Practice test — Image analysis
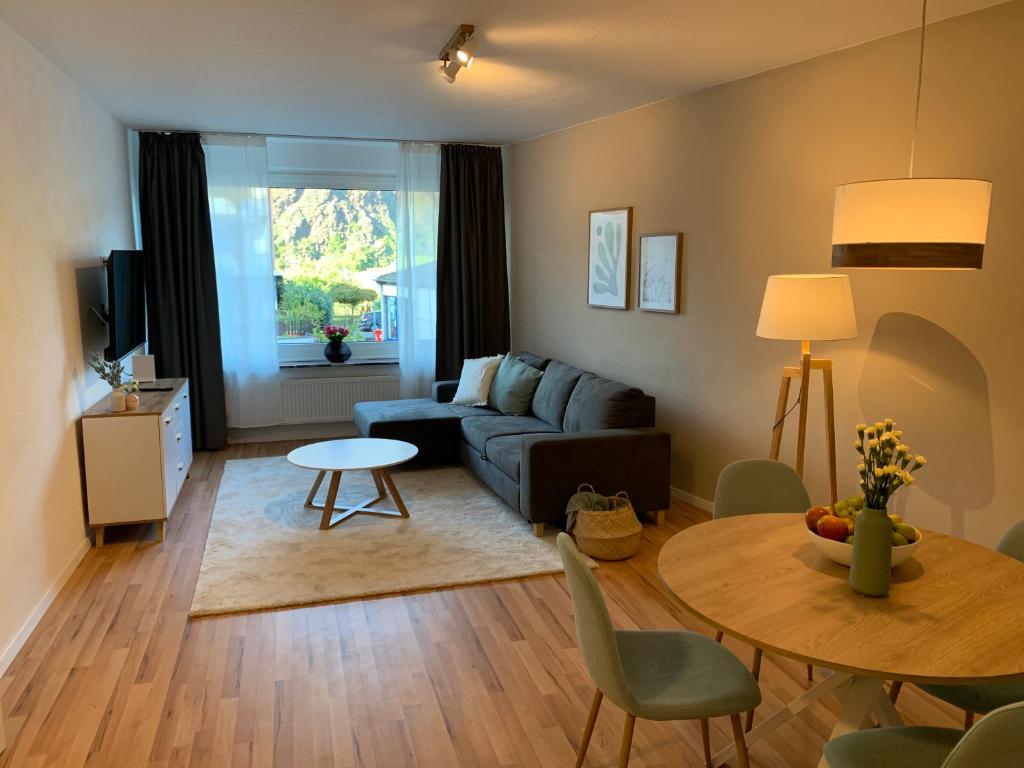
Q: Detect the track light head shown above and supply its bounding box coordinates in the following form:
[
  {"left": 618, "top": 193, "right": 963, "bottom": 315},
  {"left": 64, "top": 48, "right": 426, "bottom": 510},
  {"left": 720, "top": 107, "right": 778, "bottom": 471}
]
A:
[
  {"left": 455, "top": 37, "right": 478, "bottom": 68},
  {"left": 438, "top": 24, "right": 476, "bottom": 82},
  {"left": 437, "top": 59, "right": 460, "bottom": 84}
]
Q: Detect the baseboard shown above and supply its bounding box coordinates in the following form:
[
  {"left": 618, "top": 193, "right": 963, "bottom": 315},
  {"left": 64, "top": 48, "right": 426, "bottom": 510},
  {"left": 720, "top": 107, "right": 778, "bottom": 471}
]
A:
[
  {"left": 0, "top": 536, "right": 91, "bottom": 676},
  {"left": 670, "top": 485, "right": 714, "bottom": 514}
]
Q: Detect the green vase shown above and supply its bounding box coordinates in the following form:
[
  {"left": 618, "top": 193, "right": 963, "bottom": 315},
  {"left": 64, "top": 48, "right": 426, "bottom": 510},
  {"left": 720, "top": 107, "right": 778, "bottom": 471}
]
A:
[{"left": 849, "top": 507, "right": 892, "bottom": 597}]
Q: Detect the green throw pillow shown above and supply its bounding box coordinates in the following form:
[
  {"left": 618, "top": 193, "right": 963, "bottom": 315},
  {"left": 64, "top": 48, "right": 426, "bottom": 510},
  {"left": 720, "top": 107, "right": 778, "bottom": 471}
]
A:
[{"left": 488, "top": 355, "right": 544, "bottom": 416}]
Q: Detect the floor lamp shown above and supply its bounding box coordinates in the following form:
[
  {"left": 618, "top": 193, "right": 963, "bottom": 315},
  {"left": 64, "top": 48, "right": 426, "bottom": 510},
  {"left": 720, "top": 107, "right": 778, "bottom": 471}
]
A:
[{"left": 756, "top": 275, "right": 858, "bottom": 506}]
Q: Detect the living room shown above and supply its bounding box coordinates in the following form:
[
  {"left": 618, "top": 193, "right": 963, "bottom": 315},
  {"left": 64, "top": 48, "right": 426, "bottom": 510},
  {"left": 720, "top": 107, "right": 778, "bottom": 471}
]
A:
[{"left": 1, "top": 1, "right": 1023, "bottom": 766}]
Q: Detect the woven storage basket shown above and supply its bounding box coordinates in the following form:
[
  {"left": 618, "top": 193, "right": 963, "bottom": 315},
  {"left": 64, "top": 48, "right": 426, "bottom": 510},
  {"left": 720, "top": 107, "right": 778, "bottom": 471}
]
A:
[{"left": 569, "top": 488, "right": 642, "bottom": 561}]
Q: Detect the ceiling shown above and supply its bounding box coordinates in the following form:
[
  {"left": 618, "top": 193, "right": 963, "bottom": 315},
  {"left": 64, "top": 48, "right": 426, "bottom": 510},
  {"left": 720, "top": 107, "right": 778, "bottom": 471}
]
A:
[{"left": 0, "top": 0, "right": 1009, "bottom": 144}]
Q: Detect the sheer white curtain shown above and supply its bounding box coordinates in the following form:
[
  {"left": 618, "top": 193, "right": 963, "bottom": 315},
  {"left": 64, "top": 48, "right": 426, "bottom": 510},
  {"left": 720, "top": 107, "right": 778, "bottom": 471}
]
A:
[
  {"left": 204, "top": 135, "right": 282, "bottom": 427},
  {"left": 396, "top": 143, "right": 441, "bottom": 398}
]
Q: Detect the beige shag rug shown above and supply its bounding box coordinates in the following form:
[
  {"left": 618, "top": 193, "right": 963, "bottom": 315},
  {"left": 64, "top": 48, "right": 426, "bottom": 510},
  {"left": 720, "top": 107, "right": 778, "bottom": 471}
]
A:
[{"left": 190, "top": 457, "right": 570, "bottom": 617}]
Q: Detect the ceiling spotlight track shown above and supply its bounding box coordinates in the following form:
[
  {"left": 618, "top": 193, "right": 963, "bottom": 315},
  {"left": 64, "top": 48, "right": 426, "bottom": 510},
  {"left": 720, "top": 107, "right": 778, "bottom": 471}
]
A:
[{"left": 438, "top": 24, "right": 476, "bottom": 83}]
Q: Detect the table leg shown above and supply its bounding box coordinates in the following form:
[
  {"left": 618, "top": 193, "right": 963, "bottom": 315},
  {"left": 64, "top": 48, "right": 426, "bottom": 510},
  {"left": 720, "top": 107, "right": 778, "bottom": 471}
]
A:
[
  {"left": 872, "top": 685, "right": 905, "bottom": 728},
  {"left": 304, "top": 468, "right": 410, "bottom": 528},
  {"left": 711, "top": 670, "right": 851, "bottom": 767},
  {"left": 319, "top": 471, "right": 342, "bottom": 530},
  {"left": 371, "top": 468, "right": 387, "bottom": 496},
  {"left": 304, "top": 470, "right": 327, "bottom": 507},
  {"left": 379, "top": 469, "right": 410, "bottom": 518},
  {"left": 815, "top": 677, "right": 889, "bottom": 768}
]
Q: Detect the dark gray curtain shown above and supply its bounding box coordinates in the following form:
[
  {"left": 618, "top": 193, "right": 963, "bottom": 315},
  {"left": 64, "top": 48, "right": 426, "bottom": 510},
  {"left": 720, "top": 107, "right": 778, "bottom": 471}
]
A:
[
  {"left": 435, "top": 144, "right": 510, "bottom": 381},
  {"left": 139, "top": 132, "right": 227, "bottom": 450}
]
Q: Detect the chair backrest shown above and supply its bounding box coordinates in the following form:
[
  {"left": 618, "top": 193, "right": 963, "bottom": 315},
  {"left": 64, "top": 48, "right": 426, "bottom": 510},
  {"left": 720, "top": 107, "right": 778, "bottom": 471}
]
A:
[
  {"left": 714, "top": 459, "right": 811, "bottom": 519},
  {"left": 556, "top": 533, "right": 634, "bottom": 709},
  {"left": 996, "top": 521, "right": 1024, "bottom": 562},
  {"left": 942, "top": 701, "right": 1024, "bottom": 767}
]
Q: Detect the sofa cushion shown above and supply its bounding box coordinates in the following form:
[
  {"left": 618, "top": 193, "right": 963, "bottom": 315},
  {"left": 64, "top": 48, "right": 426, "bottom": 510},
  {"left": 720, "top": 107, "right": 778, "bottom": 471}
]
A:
[
  {"left": 532, "top": 361, "right": 584, "bottom": 428},
  {"left": 484, "top": 435, "right": 523, "bottom": 481},
  {"left": 488, "top": 356, "right": 544, "bottom": 416},
  {"left": 451, "top": 354, "right": 504, "bottom": 406},
  {"left": 460, "top": 415, "right": 558, "bottom": 456},
  {"left": 563, "top": 373, "right": 655, "bottom": 432},
  {"left": 514, "top": 351, "right": 550, "bottom": 371}
]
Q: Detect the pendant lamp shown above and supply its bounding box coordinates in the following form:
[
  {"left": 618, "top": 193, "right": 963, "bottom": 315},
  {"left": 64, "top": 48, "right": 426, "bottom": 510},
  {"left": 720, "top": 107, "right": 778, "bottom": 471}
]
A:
[{"left": 831, "top": 0, "right": 992, "bottom": 269}]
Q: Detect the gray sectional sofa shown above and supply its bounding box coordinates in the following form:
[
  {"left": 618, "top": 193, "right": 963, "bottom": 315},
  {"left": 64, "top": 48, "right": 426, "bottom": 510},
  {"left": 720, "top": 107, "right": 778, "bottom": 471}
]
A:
[{"left": 352, "top": 352, "right": 671, "bottom": 535}]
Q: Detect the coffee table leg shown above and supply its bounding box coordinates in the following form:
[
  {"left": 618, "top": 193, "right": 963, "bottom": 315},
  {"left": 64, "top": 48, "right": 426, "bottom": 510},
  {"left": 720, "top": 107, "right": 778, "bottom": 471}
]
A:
[
  {"left": 378, "top": 469, "right": 409, "bottom": 518},
  {"left": 320, "top": 471, "right": 342, "bottom": 530},
  {"left": 304, "top": 470, "right": 327, "bottom": 507},
  {"left": 371, "top": 468, "right": 387, "bottom": 497}
]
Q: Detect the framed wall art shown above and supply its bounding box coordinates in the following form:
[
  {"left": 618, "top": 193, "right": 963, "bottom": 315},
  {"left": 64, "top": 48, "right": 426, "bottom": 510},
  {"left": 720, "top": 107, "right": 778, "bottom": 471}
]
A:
[
  {"left": 638, "top": 232, "right": 683, "bottom": 313},
  {"left": 587, "top": 207, "right": 632, "bottom": 310}
]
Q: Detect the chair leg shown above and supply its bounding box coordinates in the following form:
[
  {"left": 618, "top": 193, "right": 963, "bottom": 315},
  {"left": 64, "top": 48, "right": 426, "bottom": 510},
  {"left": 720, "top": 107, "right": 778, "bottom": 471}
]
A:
[
  {"left": 575, "top": 690, "right": 603, "bottom": 768},
  {"left": 730, "top": 714, "right": 751, "bottom": 768},
  {"left": 807, "top": 663, "right": 814, "bottom": 681},
  {"left": 965, "top": 711, "right": 975, "bottom": 730},
  {"left": 700, "top": 719, "right": 712, "bottom": 768},
  {"left": 714, "top": 630, "right": 724, "bottom": 643},
  {"left": 617, "top": 713, "right": 636, "bottom": 768},
  {"left": 745, "top": 647, "right": 763, "bottom": 731},
  {"left": 889, "top": 680, "right": 903, "bottom": 704}
]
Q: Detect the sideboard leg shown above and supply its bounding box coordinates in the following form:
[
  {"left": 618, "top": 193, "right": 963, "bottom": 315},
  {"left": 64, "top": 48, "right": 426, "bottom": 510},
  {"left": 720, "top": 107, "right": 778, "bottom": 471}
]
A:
[
  {"left": 94, "top": 527, "right": 104, "bottom": 548},
  {"left": 532, "top": 523, "right": 545, "bottom": 538}
]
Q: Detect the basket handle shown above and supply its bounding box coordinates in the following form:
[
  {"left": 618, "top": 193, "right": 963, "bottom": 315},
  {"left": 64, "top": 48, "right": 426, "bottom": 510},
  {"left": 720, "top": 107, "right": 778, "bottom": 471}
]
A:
[
  {"left": 577, "top": 483, "right": 597, "bottom": 494},
  {"left": 614, "top": 491, "right": 631, "bottom": 501}
]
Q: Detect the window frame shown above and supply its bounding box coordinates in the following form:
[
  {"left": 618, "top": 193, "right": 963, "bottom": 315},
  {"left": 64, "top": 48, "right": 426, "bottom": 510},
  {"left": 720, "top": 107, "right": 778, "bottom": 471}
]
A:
[
  {"left": 269, "top": 184, "right": 400, "bottom": 366},
  {"left": 267, "top": 137, "right": 401, "bottom": 368}
]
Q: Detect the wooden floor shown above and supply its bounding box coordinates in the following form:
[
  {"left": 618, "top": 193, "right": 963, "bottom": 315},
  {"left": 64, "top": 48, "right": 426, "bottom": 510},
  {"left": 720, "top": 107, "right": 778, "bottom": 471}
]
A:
[{"left": 0, "top": 441, "right": 961, "bottom": 768}]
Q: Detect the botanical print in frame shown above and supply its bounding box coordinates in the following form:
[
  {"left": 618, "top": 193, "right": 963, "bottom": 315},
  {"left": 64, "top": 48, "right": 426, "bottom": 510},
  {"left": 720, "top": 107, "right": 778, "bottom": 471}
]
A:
[
  {"left": 588, "top": 207, "right": 632, "bottom": 310},
  {"left": 638, "top": 233, "right": 683, "bottom": 313}
]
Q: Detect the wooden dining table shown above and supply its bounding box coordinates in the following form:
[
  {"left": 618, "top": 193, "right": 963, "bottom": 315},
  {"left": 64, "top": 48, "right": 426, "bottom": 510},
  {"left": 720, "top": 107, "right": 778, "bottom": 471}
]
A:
[{"left": 657, "top": 513, "right": 1024, "bottom": 768}]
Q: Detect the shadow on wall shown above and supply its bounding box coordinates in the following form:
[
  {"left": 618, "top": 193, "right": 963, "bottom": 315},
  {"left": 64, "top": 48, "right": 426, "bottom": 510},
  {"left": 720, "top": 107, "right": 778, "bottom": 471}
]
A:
[{"left": 858, "top": 312, "right": 994, "bottom": 537}]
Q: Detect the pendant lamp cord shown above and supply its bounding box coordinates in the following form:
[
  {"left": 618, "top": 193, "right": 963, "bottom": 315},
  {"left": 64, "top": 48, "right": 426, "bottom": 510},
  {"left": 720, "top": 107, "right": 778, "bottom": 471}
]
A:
[{"left": 908, "top": 0, "right": 928, "bottom": 178}]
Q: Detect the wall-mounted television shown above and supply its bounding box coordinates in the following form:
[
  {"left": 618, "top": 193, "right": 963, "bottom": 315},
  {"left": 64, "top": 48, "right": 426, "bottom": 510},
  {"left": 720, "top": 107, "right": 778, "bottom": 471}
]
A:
[{"left": 104, "top": 250, "right": 146, "bottom": 361}]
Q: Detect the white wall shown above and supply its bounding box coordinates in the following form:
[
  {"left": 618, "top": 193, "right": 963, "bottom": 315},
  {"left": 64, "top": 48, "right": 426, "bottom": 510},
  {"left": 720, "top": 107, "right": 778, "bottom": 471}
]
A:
[
  {"left": 0, "top": 18, "right": 134, "bottom": 670},
  {"left": 509, "top": 1, "right": 1024, "bottom": 547}
]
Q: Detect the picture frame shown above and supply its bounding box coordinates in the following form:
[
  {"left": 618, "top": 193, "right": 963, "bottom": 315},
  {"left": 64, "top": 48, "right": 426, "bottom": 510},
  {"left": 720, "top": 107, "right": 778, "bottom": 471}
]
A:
[
  {"left": 638, "top": 232, "right": 683, "bottom": 313},
  {"left": 587, "top": 207, "right": 633, "bottom": 310}
]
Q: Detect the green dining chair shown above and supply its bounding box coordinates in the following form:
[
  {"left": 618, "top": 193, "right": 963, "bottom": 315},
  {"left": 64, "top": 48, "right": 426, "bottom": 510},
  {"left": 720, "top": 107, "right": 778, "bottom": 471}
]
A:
[
  {"left": 713, "top": 459, "right": 814, "bottom": 728},
  {"left": 889, "top": 521, "right": 1024, "bottom": 727},
  {"left": 823, "top": 700, "right": 1024, "bottom": 767},
  {"left": 557, "top": 533, "right": 761, "bottom": 768}
]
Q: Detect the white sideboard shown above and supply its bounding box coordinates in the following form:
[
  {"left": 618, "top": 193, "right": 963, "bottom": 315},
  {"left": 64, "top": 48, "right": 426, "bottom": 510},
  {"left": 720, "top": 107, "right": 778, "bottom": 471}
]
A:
[{"left": 82, "top": 378, "right": 193, "bottom": 546}]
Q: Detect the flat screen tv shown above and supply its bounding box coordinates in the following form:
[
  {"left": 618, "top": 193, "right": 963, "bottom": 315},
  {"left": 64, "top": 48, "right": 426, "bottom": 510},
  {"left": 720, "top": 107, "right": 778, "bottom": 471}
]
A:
[{"left": 104, "top": 250, "right": 146, "bottom": 361}]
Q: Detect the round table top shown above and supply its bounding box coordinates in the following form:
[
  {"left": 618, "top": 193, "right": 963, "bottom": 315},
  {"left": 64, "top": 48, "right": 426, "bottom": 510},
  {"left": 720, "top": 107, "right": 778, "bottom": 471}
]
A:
[
  {"left": 658, "top": 513, "right": 1024, "bottom": 684},
  {"left": 286, "top": 438, "right": 418, "bottom": 471}
]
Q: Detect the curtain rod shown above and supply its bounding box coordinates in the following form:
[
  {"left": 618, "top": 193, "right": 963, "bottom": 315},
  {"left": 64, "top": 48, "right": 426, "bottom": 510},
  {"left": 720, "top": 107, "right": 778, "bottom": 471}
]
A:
[{"left": 128, "top": 126, "right": 505, "bottom": 149}]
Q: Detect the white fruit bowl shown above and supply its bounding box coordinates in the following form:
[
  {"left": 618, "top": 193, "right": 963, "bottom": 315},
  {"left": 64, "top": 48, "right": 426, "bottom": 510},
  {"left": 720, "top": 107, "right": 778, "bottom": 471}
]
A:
[{"left": 807, "top": 526, "right": 923, "bottom": 568}]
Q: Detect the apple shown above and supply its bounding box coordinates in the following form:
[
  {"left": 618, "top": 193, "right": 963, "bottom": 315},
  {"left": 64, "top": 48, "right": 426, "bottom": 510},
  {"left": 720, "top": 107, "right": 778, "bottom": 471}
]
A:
[
  {"left": 817, "top": 515, "right": 850, "bottom": 542},
  {"left": 805, "top": 505, "right": 831, "bottom": 532}
]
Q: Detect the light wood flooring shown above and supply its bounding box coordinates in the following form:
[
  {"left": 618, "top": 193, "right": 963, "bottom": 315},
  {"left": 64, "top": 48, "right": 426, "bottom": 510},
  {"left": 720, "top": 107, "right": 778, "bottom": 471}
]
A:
[{"left": 0, "top": 441, "right": 961, "bottom": 767}]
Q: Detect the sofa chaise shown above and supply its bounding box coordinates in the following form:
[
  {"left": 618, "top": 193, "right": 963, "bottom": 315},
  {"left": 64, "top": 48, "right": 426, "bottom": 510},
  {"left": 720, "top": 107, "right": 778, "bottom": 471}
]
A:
[{"left": 352, "top": 352, "right": 671, "bottom": 536}]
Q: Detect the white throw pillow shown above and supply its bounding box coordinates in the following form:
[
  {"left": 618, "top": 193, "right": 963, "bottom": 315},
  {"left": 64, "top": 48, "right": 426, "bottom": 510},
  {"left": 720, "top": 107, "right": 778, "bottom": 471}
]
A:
[{"left": 451, "top": 355, "right": 504, "bottom": 406}]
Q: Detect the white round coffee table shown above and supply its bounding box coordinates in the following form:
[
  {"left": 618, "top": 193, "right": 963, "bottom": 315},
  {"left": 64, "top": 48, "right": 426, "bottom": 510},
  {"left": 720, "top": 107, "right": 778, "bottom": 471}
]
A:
[{"left": 286, "top": 438, "right": 418, "bottom": 530}]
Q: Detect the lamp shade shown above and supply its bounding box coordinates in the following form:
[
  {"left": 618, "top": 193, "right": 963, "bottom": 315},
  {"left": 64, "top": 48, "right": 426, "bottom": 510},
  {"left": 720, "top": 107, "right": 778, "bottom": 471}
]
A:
[
  {"left": 832, "top": 178, "right": 991, "bottom": 269},
  {"left": 756, "top": 274, "right": 857, "bottom": 341}
]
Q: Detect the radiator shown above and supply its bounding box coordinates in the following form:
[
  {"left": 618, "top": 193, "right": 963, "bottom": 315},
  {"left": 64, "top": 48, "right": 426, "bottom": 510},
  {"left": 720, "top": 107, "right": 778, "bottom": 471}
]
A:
[{"left": 281, "top": 375, "right": 400, "bottom": 424}]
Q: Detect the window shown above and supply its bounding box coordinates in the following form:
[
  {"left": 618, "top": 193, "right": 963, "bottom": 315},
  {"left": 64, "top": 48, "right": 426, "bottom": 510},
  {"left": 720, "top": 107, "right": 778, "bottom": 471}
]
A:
[{"left": 271, "top": 188, "right": 399, "bottom": 363}]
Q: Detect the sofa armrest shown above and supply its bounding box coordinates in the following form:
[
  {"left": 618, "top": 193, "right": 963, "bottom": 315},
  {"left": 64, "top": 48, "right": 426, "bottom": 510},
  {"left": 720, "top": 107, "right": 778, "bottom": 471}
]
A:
[
  {"left": 432, "top": 379, "right": 460, "bottom": 403},
  {"left": 520, "top": 428, "right": 671, "bottom": 526}
]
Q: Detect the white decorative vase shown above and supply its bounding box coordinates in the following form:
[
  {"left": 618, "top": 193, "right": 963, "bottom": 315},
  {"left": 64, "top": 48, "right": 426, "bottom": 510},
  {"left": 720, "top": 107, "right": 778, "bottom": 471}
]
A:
[{"left": 110, "top": 389, "right": 127, "bottom": 413}]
